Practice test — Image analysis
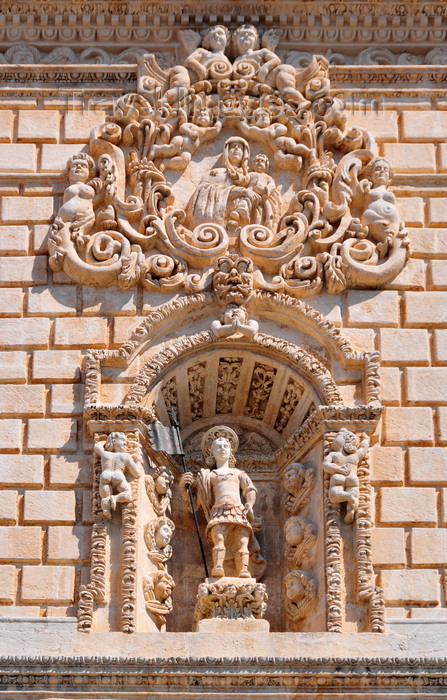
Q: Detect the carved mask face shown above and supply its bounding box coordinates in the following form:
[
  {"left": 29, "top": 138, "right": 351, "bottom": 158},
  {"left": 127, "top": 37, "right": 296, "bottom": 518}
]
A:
[
  {"left": 69, "top": 160, "right": 90, "bottom": 184},
  {"left": 155, "top": 523, "right": 173, "bottom": 549},
  {"left": 210, "top": 436, "right": 232, "bottom": 462}
]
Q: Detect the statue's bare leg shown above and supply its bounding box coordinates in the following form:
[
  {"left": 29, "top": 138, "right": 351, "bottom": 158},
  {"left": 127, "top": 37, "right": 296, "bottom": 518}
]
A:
[
  {"left": 210, "top": 525, "right": 226, "bottom": 578},
  {"left": 99, "top": 482, "right": 112, "bottom": 519},
  {"left": 234, "top": 529, "right": 250, "bottom": 578}
]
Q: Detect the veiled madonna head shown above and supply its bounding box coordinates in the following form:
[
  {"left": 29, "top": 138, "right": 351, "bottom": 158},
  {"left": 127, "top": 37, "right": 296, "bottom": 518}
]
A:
[{"left": 223, "top": 137, "right": 250, "bottom": 181}]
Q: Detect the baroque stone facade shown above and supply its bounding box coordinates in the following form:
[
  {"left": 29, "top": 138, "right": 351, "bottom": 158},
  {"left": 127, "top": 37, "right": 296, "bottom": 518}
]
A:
[{"left": 0, "top": 1, "right": 447, "bottom": 697}]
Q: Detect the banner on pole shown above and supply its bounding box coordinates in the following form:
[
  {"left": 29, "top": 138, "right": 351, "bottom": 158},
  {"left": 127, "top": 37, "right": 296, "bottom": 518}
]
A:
[{"left": 147, "top": 422, "right": 183, "bottom": 455}]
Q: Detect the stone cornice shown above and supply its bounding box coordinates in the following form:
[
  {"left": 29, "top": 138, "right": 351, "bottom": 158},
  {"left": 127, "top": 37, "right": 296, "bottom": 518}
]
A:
[{"left": 1, "top": 653, "right": 447, "bottom": 693}]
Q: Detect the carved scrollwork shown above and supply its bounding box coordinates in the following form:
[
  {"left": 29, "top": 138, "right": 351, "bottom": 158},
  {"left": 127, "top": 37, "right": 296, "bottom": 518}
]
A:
[{"left": 50, "top": 25, "right": 408, "bottom": 295}]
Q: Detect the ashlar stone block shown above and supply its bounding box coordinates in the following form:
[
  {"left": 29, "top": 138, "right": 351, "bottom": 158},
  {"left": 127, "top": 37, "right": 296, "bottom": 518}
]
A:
[
  {"left": 380, "top": 487, "right": 437, "bottom": 525},
  {"left": 23, "top": 490, "right": 76, "bottom": 524},
  {"left": 382, "top": 569, "right": 439, "bottom": 604},
  {"left": 411, "top": 529, "right": 447, "bottom": 565},
  {"left": 21, "top": 565, "right": 75, "bottom": 603}
]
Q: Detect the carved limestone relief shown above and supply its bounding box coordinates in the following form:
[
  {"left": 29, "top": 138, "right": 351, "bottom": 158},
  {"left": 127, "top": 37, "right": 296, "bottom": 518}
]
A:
[
  {"left": 49, "top": 24, "right": 409, "bottom": 296},
  {"left": 78, "top": 424, "right": 176, "bottom": 633},
  {"left": 322, "top": 429, "right": 385, "bottom": 634},
  {"left": 282, "top": 462, "right": 318, "bottom": 629}
]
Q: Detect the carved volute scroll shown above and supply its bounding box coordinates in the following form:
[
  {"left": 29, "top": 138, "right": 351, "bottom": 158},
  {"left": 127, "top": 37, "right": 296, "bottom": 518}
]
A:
[{"left": 49, "top": 24, "right": 409, "bottom": 296}]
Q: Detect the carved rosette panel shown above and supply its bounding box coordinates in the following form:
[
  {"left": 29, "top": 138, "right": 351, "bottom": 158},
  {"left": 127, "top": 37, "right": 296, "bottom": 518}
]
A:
[{"left": 49, "top": 25, "right": 409, "bottom": 297}]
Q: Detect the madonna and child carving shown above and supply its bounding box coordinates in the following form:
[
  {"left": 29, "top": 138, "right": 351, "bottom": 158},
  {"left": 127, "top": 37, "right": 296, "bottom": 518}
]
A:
[
  {"left": 180, "top": 426, "right": 266, "bottom": 580},
  {"left": 96, "top": 432, "right": 141, "bottom": 519},
  {"left": 49, "top": 24, "right": 409, "bottom": 296},
  {"left": 322, "top": 428, "right": 370, "bottom": 524}
]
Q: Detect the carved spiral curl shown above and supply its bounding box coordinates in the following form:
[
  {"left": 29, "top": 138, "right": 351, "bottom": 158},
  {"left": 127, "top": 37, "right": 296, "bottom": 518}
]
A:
[
  {"left": 283, "top": 255, "right": 321, "bottom": 281},
  {"left": 241, "top": 224, "right": 276, "bottom": 249},
  {"left": 190, "top": 223, "right": 227, "bottom": 250},
  {"left": 233, "top": 60, "right": 257, "bottom": 79},
  {"left": 146, "top": 254, "right": 176, "bottom": 279},
  {"left": 208, "top": 59, "right": 232, "bottom": 80},
  {"left": 344, "top": 238, "right": 377, "bottom": 262},
  {"left": 85, "top": 231, "right": 129, "bottom": 265}
]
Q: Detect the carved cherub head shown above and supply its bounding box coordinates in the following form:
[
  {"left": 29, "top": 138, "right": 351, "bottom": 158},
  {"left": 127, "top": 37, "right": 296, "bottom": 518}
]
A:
[
  {"left": 65, "top": 153, "right": 95, "bottom": 184},
  {"left": 331, "top": 428, "right": 359, "bottom": 455},
  {"left": 201, "top": 425, "right": 238, "bottom": 468},
  {"left": 233, "top": 24, "right": 260, "bottom": 54},
  {"left": 104, "top": 432, "right": 127, "bottom": 453},
  {"left": 202, "top": 25, "right": 230, "bottom": 52},
  {"left": 252, "top": 153, "right": 269, "bottom": 173},
  {"left": 284, "top": 516, "right": 305, "bottom": 547},
  {"left": 283, "top": 462, "right": 306, "bottom": 495},
  {"left": 145, "top": 515, "right": 175, "bottom": 552},
  {"left": 153, "top": 465, "right": 174, "bottom": 496},
  {"left": 152, "top": 571, "right": 175, "bottom": 602},
  {"left": 252, "top": 108, "right": 272, "bottom": 128},
  {"left": 284, "top": 571, "right": 305, "bottom": 602},
  {"left": 192, "top": 106, "right": 214, "bottom": 127},
  {"left": 362, "top": 157, "right": 393, "bottom": 187}
]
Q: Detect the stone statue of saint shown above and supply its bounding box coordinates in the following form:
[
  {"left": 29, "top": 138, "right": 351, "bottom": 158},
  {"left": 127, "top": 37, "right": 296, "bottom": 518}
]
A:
[{"left": 180, "top": 425, "right": 263, "bottom": 579}]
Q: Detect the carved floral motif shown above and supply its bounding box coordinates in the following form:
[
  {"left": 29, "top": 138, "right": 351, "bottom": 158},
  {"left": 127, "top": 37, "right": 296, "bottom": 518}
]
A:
[{"left": 195, "top": 580, "right": 268, "bottom": 621}]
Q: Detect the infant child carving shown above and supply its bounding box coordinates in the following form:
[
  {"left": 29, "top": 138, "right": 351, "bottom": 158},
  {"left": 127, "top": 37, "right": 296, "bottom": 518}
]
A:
[
  {"left": 96, "top": 432, "right": 141, "bottom": 519},
  {"left": 180, "top": 426, "right": 264, "bottom": 579},
  {"left": 322, "top": 429, "right": 369, "bottom": 524}
]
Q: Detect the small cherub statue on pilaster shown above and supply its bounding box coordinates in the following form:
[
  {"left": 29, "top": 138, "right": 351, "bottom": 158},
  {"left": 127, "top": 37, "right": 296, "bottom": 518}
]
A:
[
  {"left": 322, "top": 428, "right": 369, "bottom": 524},
  {"left": 96, "top": 432, "right": 141, "bottom": 519}
]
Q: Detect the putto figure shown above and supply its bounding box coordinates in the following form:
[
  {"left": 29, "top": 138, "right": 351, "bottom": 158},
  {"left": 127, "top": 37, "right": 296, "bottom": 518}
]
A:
[
  {"left": 96, "top": 432, "right": 141, "bottom": 519},
  {"left": 322, "top": 429, "right": 369, "bottom": 524},
  {"left": 180, "top": 425, "right": 264, "bottom": 579}
]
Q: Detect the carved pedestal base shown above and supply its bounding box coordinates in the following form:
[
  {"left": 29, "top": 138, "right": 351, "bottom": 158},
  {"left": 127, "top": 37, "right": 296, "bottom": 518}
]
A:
[{"left": 194, "top": 577, "right": 268, "bottom": 628}]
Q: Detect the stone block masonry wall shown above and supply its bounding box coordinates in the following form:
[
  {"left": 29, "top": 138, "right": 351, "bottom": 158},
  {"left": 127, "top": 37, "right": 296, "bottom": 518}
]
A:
[{"left": 0, "top": 93, "right": 446, "bottom": 621}]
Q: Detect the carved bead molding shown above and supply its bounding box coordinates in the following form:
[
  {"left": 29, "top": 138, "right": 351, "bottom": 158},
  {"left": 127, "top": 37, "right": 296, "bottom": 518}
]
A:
[
  {"left": 49, "top": 25, "right": 409, "bottom": 297},
  {"left": 2, "top": 1, "right": 447, "bottom": 68},
  {"left": 1, "top": 655, "right": 446, "bottom": 695}
]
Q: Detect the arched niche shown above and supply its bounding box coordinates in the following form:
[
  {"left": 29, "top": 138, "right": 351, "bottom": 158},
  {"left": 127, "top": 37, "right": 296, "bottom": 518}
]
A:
[{"left": 81, "top": 295, "right": 383, "bottom": 635}]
